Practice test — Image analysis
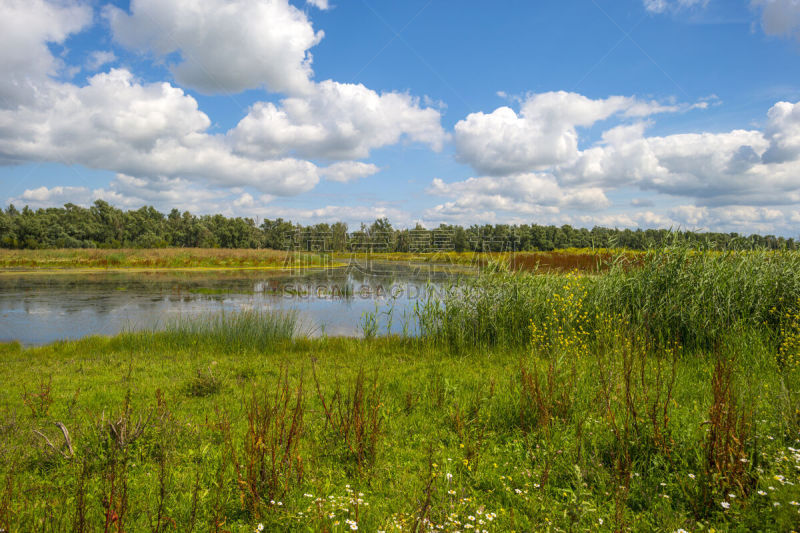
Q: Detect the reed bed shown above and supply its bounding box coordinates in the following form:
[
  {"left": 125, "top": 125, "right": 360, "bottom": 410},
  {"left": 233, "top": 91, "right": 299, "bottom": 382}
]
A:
[
  {"left": 116, "top": 309, "right": 301, "bottom": 353},
  {"left": 416, "top": 247, "right": 800, "bottom": 352}
]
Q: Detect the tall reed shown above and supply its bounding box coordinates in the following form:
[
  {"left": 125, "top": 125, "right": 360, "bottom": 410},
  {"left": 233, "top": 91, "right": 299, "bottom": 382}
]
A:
[
  {"left": 120, "top": 309, "right": 301, "bottom": 353},
  {"left": 416, "top": 247, "right": 800, "bottom": 352}
]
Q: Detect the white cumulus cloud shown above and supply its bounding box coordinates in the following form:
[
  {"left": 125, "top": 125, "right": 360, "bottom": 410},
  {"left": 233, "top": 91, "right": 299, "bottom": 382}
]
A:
[
  {"left": 0, "top": 69, "right": 320, "bottom": 195},
  {"left": 427, "top": 174, "right": 610, "bottom": 223},
  {"left": 0, "top": 0, "right": 92, "bottom": 107},
  {"left": 231, "top": 80, "right": 446, "bottom": 161},
  {"left": 306, "top": 0, "right": 330, "bottom": 9},
  {"left": 321, "top": 162, "right": 381, "bottom": 183},
  {"left": 0, "top": 0, "right": 447, "bottom": 206},
  {"left": 106, "top": 0, "right": 324, "bottom": 95},
  {"left": 454, "top": 91, "right": 701, "bottom": 176}
]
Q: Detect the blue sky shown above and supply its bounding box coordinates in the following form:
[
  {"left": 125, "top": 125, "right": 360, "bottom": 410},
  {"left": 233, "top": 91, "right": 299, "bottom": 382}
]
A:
[{"left": 2, "top": 0, "right": 800, "bottom": 235}]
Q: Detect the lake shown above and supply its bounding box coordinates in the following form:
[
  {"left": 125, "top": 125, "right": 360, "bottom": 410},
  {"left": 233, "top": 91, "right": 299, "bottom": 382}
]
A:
[{"left": 0, "top": 260, "right": 466, "bottom": 345}]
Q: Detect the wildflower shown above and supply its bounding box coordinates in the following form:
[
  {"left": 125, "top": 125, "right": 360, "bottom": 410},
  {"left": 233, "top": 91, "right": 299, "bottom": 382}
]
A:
[
  {"left": 446, "top": 472, "right": 453, "bottom": 481},
  {"left": 257, "top": 525, "right": 264, "bottom": 532},
  {"left": 688, "top": 473, "right": 696, "bottom": 479},
  {"left": 720, "top": 501, "right": 730, "bottom": 509},
  {"left": 774, "top": 502, "right": 781, "bottom": 507},
  {"left": 758, "top": 490, "right": 767, "bottom": 496}
]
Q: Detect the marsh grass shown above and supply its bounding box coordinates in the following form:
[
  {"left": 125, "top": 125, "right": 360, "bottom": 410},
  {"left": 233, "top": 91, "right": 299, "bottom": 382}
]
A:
[
  {"left": 236, "top": 367, "right": 305, "bottom": 517},
  {"left": 417, "top": 246, "right": 800, "bottom": 353},
  {"left": 132, "top": 309, "right": 301, "bottom": 353},
  {"left": 2, "top": 327, "right": 800, "bottom": 531},
  {"left": 313, "top": 365, "right": 383, "bottom": 475},
  {"left": 0, "top": 248, "right": 328, "bottom": 270},
  {"left": 4, "top": 251, "right": 800, "bottom": 531}
]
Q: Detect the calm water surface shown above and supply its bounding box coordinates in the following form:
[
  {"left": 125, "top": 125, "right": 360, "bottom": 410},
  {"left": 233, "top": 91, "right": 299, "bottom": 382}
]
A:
[{"left": 0, "top": 261, "right": 465, "bottom": 345}]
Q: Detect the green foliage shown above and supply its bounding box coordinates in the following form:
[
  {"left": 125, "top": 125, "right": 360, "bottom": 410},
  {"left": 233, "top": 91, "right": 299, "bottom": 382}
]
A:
[
  {"left": 142, "top": 309, "right": 300, "bottom": 353},
  {"left": 418, "top": 247, "right": 800, "bottom": 353},
  {"left": 1, "top": 200, "right": 796, "bottom": 251},
  {"left": 2, "top": 317, "right": 800, "bottom": 531},
  {"left": 5, "top": 252, "right": 800, "bottom": 530}
]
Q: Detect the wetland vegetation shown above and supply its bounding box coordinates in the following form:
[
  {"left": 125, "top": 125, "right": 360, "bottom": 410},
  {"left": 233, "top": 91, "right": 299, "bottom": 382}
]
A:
[{"left": 1, "top": 246, "right": 800, "bottom": 531}]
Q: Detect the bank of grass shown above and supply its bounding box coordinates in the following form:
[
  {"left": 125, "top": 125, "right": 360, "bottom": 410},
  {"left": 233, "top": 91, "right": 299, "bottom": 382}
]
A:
[
  {"left": 334, "top": 248, "right": 633, "bottom": 273},
  {"left": 3, "top": 250, "right": 800, "bottom": 531},
  {"left": 1, "top": 247, "right": 635, "bottom": 274},
  {"left": 2, "top": 306, "right": 800, "bottom": 531},
  {"left": 0, "top": 248, "right": 334, "bottom": 271}
]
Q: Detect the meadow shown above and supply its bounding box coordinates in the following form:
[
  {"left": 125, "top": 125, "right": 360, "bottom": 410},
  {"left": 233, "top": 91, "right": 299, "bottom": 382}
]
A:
[
  {"left": 1, "top": 248, "right": 800, "bottom": 531},
  {"left": 0, "top": 247, "right": 625, "bottom": 274},
  {"left": 0, "top": 249, "right": 333, "bottom": 271}
]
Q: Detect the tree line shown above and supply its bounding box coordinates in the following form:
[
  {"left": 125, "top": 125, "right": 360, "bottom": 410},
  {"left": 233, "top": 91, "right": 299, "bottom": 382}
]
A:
[{"left": 0, "top": 200, "right": 796, "bottom": 252}]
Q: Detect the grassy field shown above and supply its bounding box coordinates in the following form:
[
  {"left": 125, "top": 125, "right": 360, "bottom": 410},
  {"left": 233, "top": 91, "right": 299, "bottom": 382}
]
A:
[
  {"left": 2, "top": 249, "right": 800, "bottom": 531},
  {"left": 0, "top": 247, "right": 629, "bottom": 273},
  {"left": 0, "top": 249, "right": 335, "bottom": 271},
  {"left": 333, "top": 249, "right": 632, "bottom": 273}
]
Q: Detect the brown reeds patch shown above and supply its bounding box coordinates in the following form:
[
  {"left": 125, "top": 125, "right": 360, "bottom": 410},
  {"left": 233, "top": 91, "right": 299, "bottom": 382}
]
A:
[
  {"left": 313, "top": 364, "right": 383, "bottom": 474},
  {"left": 224, "top": 367, "right": 305, "bottom": 517},
  {"left": 0, "top": 470, "right": 13, "bottom": 533},
  {"left": 699, "top": 355, "right": 754, "bottom": 513},
  {"left": 22, "top": 376, "right": 53, "bottom": 418},
  {"left": 594, "top": 329, "right": 678, "bottom": 529},
  {"left": 449, "top": 383, "right": 492, "bottom": 467},
  {"left": 519, "top": 357, "right": 576, "bottom": 433},
  {"left": 508, "top": 250, "right": 642, "bottom": 273}
]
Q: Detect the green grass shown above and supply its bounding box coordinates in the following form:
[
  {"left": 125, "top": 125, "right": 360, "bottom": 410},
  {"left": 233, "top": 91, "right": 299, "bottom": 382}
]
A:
[
  {"left": 2, "top": 316, "right": 800, "bottom": 531},
  {"left": 0, "top": 248, "right": 335, "bottom": 271},
  {"left": 3, "top": 249, "right": 800, "bottom": 531},
  {"left": 417, "top": 248, "right": 800, "bottom": 353}
]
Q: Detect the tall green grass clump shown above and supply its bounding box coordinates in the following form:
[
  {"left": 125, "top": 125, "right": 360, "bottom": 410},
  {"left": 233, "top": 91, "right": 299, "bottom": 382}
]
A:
[
  {"left": 125, "top": 309, "right": 300, "bottom": 352},
  {"left": 598, "top": 248, "right": 800, "bottom": 349},
  {"left": 417, "top": 248, "right": 800, "bottom": 352}
]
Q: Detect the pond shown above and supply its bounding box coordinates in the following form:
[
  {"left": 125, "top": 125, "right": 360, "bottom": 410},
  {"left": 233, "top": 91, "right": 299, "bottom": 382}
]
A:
[{"left": 0, "top": 260, "right": 467, "bottom": 345}]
